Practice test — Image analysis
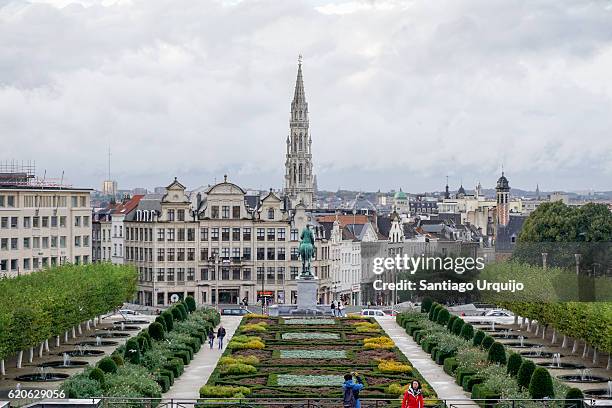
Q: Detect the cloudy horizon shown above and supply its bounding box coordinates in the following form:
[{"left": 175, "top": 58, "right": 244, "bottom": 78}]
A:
[{"left": 1, "top": 0, "right": 612, "bottom": 193}]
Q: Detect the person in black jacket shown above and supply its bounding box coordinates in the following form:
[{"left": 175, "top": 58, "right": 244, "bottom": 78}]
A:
[
  {"left": 217, "top": 326, "right": 226, "bottom": 349},
  {"left": 207, "top": 330, "right": 215, "bottom": 349}
]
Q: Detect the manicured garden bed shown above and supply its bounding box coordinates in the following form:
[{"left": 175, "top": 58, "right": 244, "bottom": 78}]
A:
[{"left": 200, "top": 315, "right": 437, "bottom": 400}]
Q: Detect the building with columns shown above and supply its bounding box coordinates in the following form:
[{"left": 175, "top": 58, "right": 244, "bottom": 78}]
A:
[{"left": 284, "top": 57, "right": 315, "bottom": 208}]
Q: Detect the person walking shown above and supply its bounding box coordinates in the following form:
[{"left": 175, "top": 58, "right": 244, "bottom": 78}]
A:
[
  {"left": 207, "top": 329, "right": 215, "bottom": 349},
  {"left": 217, "top": 325, "right": 226, "bottom": 350},
  {"left": 402, "top": 380, "right": 424, "bottom": 408},
  {"left": 342, "top": 372, "right": 364, "bottom": 408},
  {"left": 338, "top": 301, "right": 345, "bottom": 317},
  {"left": 331, "top": 300, "right": 336, "bottom": 317}
]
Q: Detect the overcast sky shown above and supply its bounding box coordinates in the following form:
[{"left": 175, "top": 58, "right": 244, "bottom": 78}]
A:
[{"left": 1, "top": 0, "right": 612, "bottom": 193}]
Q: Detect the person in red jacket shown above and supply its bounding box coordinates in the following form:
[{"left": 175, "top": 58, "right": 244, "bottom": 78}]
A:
[{"left": 402, "top": 380, "right": 424, "bottom": 408}]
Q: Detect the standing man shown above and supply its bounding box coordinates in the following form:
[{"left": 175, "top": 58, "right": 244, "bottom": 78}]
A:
[
  {"left": 331, "top": 300, "right": 336, "bottom": 317},
  {"left": 217, "top": 325, "right": 226, "bottom": 350}
]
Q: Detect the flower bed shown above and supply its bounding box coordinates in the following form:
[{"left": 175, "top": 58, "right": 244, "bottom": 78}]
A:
[
  {"left": 201, "top": 316, "right": 437, "bottom": 400},
  {"left": 281, "top": 332, "right": 340, "bottom": 340},
  {"left": 279, "top": 350, "right": 347, "bottom": 359}
]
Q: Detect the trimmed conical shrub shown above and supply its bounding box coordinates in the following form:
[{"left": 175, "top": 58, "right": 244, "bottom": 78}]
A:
[
  {"left": 507, "top": 353, "right": 522, "bottom": 376},
  {"left": 447, "top": 315, "right": 458, "bottom": 331},
  {"left": 529, "top": 367, "right": 554, "bottom": 399},
  {"left": 437, "top": 308, "right": 451, "bottom": 326},
  {"left": 97, "top": 356, "right": 118, "bottom": 374},
  {"left": 421, "top": 297, "right": 433, "bottom": 313},
  {"left": 111, "top": 354, "right": 124, "bottom": 367},
  {"left": 481, "top": 335, "right": 495, "bottom": 350},
  {"left": 487, "top": 342, "right": 507, "bottom": 365},
  {"left": 432, "top": 305, "right": 443, "bottom": 322},
  {"left": 162, "top": 310, "right": 174, "bottom": 331},
  {"left": 473, "top": 330, "right": 485, "bottom": 346},
  {"left": 428, "top": 302, "right": 439, "bottom": 320},
  {"left": 177, "top": 302, "right": 188, "bottom": 320},
  {"left": 148, "top": 322, "right": 165, "bottom": 341},
  {"left": 517, "top": 359, "right": 536, "bottom": 390},
  {"left": 452, "top": 318, "right": 465, "bottom": 335},
  {"left": 460, "top": 323, "right": 474, "bottom": 340},
  {"left": 88, "top": 367, "right": 105, "bottom": 385},
  {"left": 124, "top": 338, "right": 141, "bottom": 364},
  {"left": 565, "top": 388, "right": 584, "bottom": 408},
  {"left": 171, "top": 307, "right": 183, "bottom": 322},
  {"left": 155, "top": 316, "right": 167, "bottom": 332},
  {"left": 185, "top": 296, "right": 197, "bottom": 312}
]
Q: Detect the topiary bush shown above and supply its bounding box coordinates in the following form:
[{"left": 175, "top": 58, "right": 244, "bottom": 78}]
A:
[
  {"left": 447, "top": 314, "right": 458, "bottom": 331},
  {"left": 124, "top": 338, "right": 141, "bottom": 364},
  {"left": 97, "top": 356, "right": 118, "bottom": 374},
  {"left": 481, "top": 335, "right": 495, "bottom": 350},
  {"left": 162, "top": 310, "right": 174, "bottom": 331},
  {"left": 565, "top": 388, "right": 584, "bottom": 408},
  {"left": 529, "top": 367, "right": 555, "bottom": 399},
  {"left": 460, "top": 323, "right": 474, "bottom": 340},
  {"left": 88, "top": 367, "right": 106, "bottom": 385},
  {"left": 185, "top": 296, "right": 196, "bottom": 312},
  {"left": 487, "top": 342, "right": 507, "bottom": 365},
  {"left": 171, "top": 307, "right": 183, "bottom": 322},
  {"left": 148, "top": 322, "right": 165, "bottom": 341},
  {"left": 428, "top": 302, "right": 439, "bottom": 320},
  {"left": 111, "top": 354, "right": 124, "bottom": 367},
  {"left": 507, "top": 353, "right": 522, "bottom": 377},
  {"left": 436, "top": 308, "right": 451, "bottom": 326},
  {"left": 452, "top": 318, "right": 465, "bottom": 335},
  {"left": 421, "top": 297, "right": 433, "bottom": 313},
  {"left": 431, "top": 305, "right": 443, "bottom": 322},
  {"left": 177, "top": 303, "right": 188, "bottom": 320},
  {"left": 155, "top": 316, "right": 167, "bottom": 332},
  {"left": 517, "top": 359, "right": 536, "bottom": 390},
  {"left": 473, "top": 330, "right": 485, "bottom": 346}
]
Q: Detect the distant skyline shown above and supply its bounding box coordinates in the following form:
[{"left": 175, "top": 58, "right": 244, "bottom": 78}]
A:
[{"left": 2, "top": 0, "right": 612, "bottom": 192}]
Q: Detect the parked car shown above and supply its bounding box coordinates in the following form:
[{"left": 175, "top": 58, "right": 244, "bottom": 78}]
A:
[
  {"left": 119, "top": 309, "right": 142, "bottom": 316},
  {"left": 484, "top": 309, "right": 514, "bottom": 317},
  {"left": 361, "top": 309, "right": 385, "bottom": 317},
  {"left": 221, "top": 308, "right": 250, "bottom": 316},
  {"left": 382, "top": 309, "right": 398, "bottom": 316}
]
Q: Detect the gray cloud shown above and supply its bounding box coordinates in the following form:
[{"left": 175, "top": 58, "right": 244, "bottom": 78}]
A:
[{"left": 1, "top": 0, "right": 611, "bottom": 193}]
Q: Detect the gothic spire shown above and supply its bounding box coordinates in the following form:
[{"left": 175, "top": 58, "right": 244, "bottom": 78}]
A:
[{"left": 293, "top": 54, "right": 306, "bottom": 105}]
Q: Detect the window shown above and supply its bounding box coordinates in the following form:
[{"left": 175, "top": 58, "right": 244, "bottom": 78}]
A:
[
  {"left": 23, "top": 258, "right": 30, "bottom": 271},
  {"left": 0, "top": 259, "right": 6, "bottom": 271},
  {"left": 267, "top": 247, "right": 275, "bottom": 260},
  {"left": 80, "top": 196, "right": 87, "bottom": 207},
  {"left": 267, "top": 208, "right": 274, "bottom": 220},
  {"left": 42, "top": 237, "right": 49, "bottom": 248},
  {"left": 60, "top": 236, "right": 66, "bottom": 248},
  {"left": 167, "top": 209, "right": 175, "bottom": 221},
  {"left": 72, "top": 196, "right": 79, "bottom": 207},
  {"left": 231, "top": 247, "right": 240, "bottom": 259},
  {"left": 243, "top": 268, "right": 251, "bottom": 280},
  {"left": 232, "top": 206, "right": 240, "bottom": 219},
  {"left": 232, "top": 227, "right": 240, "bottom": 241},
  {"left": 200, "top": 228, "right": 208, "bottom": 241},
  {"left": 0, "top": 217, "right": 6, "bottom": 228},
  {"left": 10, "top": 238, "right": 18, "bottom": 250},
  {"left": 257, "top": 247, "right": 265, "bottom": 260},
  {"left": 177, "top": 228, "right": 185, "bottom": 241},
  {"left": 177, "top": 268, "right": 185, "bottom": 281},
  {"left": 277, "top": 247, "right": 286, "bottom": 260},
  {"left": 177, "top": 209, "right": 185, "bottom": 221},
  {"left": 257, "top": 267, "right": 264, "bottom": 283},
  {"left": 222, "top": 206, "right": 230, "bottom": 219},
  {"left": 167, "top": 228, "right": 175, "bottom": 241},
  {"left": 23, "top": 217, "right": 31, "bottom": 228},
  {"left": 0, "top": 196, "right": 4, "bottom": 207},
  {"left": 167, "top": 248, "right": 175, "bottom": 261},
  {"left": 157, "top": 268, "right": 165, "bottom": 281},
  {"left": 119, "top": 226, "right": 122, "bottom": 237},
  {"left": 243, "top": 227, "right": 251, "bottom": 241},
  {"left": 10, "top": 217, "right": 18, "bottom": 228},
  {"left": 187, "top": 248, "right": 195, "bottom": 261},
  {"left": 221, "top": 247, "right": 230, "bottom": 259},
  {"left": 23, "top": 237, "right": 30, "bottom": 249},
  {"left": 232, "top": 268, "right": 240, "bottom": 280},
  {"left": 200, "top": 248, "right": 209, "bottom": 261},
  {"left": 211, "top": 228, "right": 219, "bottom": 241},
  {"left": 59, "top": 216, "right": 66, "bottom": 227},
  {"left": 211, "top": 206, "right": 219, "bottom": 219},
  {"left": 50, "top": 236, "right": 57, "bottom": 248},
  {"left": 200, "top": 268, "right": 209, "bottom": 280},
  {"left": 257, "top": 228, "right": 265, "bottom": 241},
  {"left": 157, "top": 228, "right": 165, "bottom": 241},
  {"left": 7, "top": 195, "right": 15, "bottom": 207},
  {"left": 83, "top": 216, "right": 90, "bottom": 227},
  {"left": 33, "top": 237, "right": 40, "bottom": 249},
  {"left": 290, "top": 267, "right": 299, "bottom": 280},
  {"left": 243, "top": 247, "right": 251, "bottom": 260},
  {"left": 33, "top": 217, "right": 39, "bottom": 228},
  {"left": 267, "top": 228, "right": 275, "bottom": 241},
  {"left": 177, "top": 248, "right": 185, "bottom": 261},
  {"left": 50, "top": 216, "right": 57, "bottom": 228},
  {"left": 291, "top": 248, "right": 299, "bottom": 260},
  {"left": 42, "top": 216, "right": 49, "bottom": 228},
  {"left": 158, "top": 248, "right": 165, "bottom": 261},
  {"left": 187, "top": 268, "right": 195, "bottom": 281},
  {"left": 290, "top": 228, "right": 298, "bottom": 241},
  {"left": 75, "top": 216, "right": 81, "bottom": 227},
  {"left": 277, "top": 267, "right": 285, "bottom": 282},
  {"left": 278, "top": 228, "right": 286, "bottom": 241},
  {"left": 221, "top": 227, "right": 230, "bottom": 241},
  {"left": 167, "top": 268, "right": 175, "bottom": 281},
  {"left": 187, "top": 228, "right": 195, "bottom": 241},
  {"left": 267, "top": 267, "right": 275, "bottom": 282}
]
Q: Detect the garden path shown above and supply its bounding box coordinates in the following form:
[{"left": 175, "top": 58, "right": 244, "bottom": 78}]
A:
[
  {"left": 376, "top": 317, "right": 476, "bottom": 404},
  {"left": 162, "top": 315, "right": 242, "bottom": 399}
]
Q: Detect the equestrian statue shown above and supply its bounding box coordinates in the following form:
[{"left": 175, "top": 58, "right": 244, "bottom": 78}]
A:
[{"left": 298, "top": 226, "right": 315, "bottom": 279}]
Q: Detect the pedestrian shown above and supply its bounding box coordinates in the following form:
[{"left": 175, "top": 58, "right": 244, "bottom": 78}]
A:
[
  {"left": 331, "top": 300, "right": 336, "bottom": 317},
  {"left": 342, "top": 372, "right": 364, "bottom": 408},
  {"left": 217, "top": 325, "right": 226, "bottom": 349},
  {"left": 207, "top": 330, "right": 215, "bottom": 349},
  {"left": 402, "top": 380, "right": 424, "bottom": 408},
  {"left": 338, "top": 301, "right": 345, "bottom": 317}
]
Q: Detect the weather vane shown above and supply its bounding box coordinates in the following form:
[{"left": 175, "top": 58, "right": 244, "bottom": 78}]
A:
[{"left": 298, "top": 54, "right": 303, "bottom": 64}]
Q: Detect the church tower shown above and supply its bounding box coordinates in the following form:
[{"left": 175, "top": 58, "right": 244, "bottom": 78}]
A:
[
  {"left": 284, "top": 55, "right": 314, "bottom": 208},
  {"left": 496, "top": 171, "right": 510, "bottom": 226}
]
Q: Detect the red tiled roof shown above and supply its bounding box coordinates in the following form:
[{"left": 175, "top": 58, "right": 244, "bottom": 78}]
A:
[
  {"left": 114, "top": 195, "right": 145, "bottom": 215},
  {"left": 316, "top": 214, "right": 369, "bottom": 227}
]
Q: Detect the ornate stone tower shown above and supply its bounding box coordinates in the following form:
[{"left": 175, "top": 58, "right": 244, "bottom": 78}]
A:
[
  {"left": 496, "top": 171, "right": 510, "bottom": 226},
  {"left": 285, "top": 55, "right": 314, "bottom": 208}
]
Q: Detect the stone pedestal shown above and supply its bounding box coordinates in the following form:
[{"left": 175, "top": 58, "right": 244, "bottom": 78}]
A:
[{"left": 297, "top": 277, "right": 319, "bottom": 310}]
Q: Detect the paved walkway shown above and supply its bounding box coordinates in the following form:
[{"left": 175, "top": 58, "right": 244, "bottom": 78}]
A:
[
  {"left": 163, "top": 315, "right": 242, "bottom": 399},
  {"left": 376, "top": 317, "right": 473, "bottom": 402}
]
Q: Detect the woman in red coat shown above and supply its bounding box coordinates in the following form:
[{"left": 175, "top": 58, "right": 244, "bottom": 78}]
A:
[{"left": 402, "top": 380, "right": 424, "bottom": 408}]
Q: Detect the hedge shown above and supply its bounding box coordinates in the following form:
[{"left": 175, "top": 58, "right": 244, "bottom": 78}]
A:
[{"left": 0, "top": 264, "right": 136, "bottom": 361}]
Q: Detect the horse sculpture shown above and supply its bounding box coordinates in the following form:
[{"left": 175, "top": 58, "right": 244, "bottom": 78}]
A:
[{"left": 298, "top": 226, "right": 315, "bottom": 279}]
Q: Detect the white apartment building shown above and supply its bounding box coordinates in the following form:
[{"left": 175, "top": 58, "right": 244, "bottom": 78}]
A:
[{"left": 0, "top": 175, "right": 92, "bottom": 277}]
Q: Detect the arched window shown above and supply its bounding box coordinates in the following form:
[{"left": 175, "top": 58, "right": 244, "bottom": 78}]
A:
[
  {"left": 299, "top": 136, "right": 303, "bottom": 151},
  {"left": 298, "top": 164, "right": 303, "bottom": 183},
  {"left": 293, "top": 164, "right": 297, "bottom": 183}
]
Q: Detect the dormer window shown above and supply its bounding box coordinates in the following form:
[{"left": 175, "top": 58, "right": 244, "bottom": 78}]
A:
[
  {"left": 167, "top": 209, "right": 175, "bottom": 221},
  {"left": 268, "top": 208, "right": 274, "bottom": 220}
]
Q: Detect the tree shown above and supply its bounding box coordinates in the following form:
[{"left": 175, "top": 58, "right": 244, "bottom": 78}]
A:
[{"left": 529, "top": 367, "right": 554, "bottom": 399}]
